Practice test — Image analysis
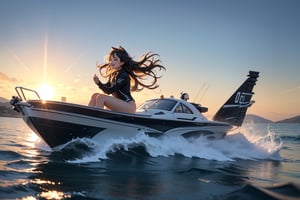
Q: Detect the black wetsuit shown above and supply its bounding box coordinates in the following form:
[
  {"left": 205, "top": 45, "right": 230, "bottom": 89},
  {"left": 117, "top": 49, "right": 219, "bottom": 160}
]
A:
[{"left": 97, "top": 69, "right": 134, "bottom": 102}]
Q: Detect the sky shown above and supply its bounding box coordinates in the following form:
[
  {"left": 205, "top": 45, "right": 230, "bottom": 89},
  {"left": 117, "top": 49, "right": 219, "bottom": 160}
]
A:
[{"left": 0, "top": 0, "right": 299, "bottom": 121}]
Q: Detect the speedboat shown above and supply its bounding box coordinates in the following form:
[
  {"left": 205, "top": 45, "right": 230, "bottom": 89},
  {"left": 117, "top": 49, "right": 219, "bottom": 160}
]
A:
[{"left": 10, "top": 71, "right": 259, "bottom": 149}]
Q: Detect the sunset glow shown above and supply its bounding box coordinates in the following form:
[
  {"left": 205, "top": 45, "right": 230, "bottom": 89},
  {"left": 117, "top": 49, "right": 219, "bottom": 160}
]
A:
[
  {"left": 0, "top": 1, "right": 299, "bottom": 121},
  {"left": 37, "top": 84, "right": 55, "bottom": 100}
]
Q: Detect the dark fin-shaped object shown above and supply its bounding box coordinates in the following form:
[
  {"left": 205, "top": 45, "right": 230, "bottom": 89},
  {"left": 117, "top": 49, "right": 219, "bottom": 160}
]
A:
[{"left": 212, "top": 71, "right": 259, "bottom": 127}]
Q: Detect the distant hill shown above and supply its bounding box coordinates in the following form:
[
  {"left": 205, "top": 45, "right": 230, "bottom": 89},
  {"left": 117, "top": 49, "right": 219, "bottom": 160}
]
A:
[
  {"left": 244, "top": 114, "right": 273, "bottom": 123},
  {"left": 0, "top": 101, "right": 21, "bottom": 118},
  {"left": 276, "top": 115, "right": 300, "bottom": 123},
  {"left": 0, "top": 97, "right": 8, "bottom": 103}
]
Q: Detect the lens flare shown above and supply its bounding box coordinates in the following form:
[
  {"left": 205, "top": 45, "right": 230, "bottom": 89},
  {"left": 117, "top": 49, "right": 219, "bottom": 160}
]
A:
[{"left": 37, "top": 84, "right": 55, "bottom": 100}]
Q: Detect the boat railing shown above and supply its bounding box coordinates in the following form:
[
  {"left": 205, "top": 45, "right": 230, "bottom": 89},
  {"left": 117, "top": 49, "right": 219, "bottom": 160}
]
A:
[{"left": 15, "top": 86, "right": 41, "bottom": 101}]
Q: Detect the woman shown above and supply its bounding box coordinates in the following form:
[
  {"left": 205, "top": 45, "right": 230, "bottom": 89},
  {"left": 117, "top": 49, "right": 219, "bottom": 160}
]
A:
[{"left": 88, "top": 46, "right": 165, "bottom": 113}]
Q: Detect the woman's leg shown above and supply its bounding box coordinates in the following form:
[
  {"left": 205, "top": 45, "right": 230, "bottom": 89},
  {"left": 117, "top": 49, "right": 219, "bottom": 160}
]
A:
[
  {"left": 95, "top": 94, "right": 136, "bottom": 113},
  {"left": 88, "top": 93, "right": 100, "bottom": 107}
]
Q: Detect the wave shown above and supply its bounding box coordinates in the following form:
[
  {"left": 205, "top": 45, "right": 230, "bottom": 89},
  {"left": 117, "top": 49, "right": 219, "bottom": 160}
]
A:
[
  {"left": 52, "top": 127, "right": 283, "bottom": 163},
  {"left": 280, "top": 135, "right": 300, "bottom": 142},
  {"left": 0, "top": 150, "right": 25, "bottom": 161},
  {"left": 217, "top": 182, "right": 300, "bottom": 200}
]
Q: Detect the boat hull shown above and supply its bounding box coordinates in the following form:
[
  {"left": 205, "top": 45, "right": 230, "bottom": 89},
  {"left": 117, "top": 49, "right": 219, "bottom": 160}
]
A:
[{"left": 16, "top": 100, "right": 230, "bottom": 149}]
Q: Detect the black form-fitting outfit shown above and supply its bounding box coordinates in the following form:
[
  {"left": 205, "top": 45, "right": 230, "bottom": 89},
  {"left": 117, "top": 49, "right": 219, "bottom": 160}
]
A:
[{"left": 97, "top": 69, "right": 134, "bottom": 102}]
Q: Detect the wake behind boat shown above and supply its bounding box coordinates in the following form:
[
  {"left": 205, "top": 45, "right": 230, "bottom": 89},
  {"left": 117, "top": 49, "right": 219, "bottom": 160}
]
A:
[{"left": 10, "top": 71, "right": 259, "bottom": 149}]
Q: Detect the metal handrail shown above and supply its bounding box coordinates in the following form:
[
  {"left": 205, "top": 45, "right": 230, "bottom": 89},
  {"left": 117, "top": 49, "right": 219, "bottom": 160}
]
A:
[{"left": 15, "top": 86, "right": 41, "bottom": 101}]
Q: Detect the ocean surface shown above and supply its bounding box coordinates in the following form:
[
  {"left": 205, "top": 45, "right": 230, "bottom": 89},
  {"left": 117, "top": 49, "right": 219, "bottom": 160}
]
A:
[{"left": 0, "top": 117, "right": 300, "bottom": 200}]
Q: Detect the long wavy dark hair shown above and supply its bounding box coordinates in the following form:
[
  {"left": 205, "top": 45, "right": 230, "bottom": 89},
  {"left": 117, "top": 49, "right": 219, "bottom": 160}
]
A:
[{"left": 98, "top": 46, "right": 166, "bottom": 92}]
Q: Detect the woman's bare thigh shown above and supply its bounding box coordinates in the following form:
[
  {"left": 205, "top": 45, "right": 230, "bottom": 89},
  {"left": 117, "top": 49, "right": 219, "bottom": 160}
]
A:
[{"left": 103, "top": 95, "right": 136, "bottom": 113}]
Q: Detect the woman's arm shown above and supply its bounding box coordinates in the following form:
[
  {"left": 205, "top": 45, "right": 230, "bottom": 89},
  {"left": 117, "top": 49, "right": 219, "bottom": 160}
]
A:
[{"left": 96, "top": 72, "right": 128, "bottom": 94}]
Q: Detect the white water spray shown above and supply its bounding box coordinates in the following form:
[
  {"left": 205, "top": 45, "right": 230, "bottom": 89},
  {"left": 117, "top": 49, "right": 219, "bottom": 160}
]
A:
[{"left": 63, "top": 123, "right": 282, "bottom": 163}]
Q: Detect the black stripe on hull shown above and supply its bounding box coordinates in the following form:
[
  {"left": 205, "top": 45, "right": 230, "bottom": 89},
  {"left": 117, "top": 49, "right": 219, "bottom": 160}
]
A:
[{"left": 28, "top": 117, "right": 105, "bottom": 148}]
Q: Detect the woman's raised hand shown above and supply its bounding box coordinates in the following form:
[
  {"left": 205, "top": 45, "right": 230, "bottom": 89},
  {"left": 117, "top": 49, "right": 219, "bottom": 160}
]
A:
[{"left": 93, "top": 74, "right": 100, "bottom": 85}]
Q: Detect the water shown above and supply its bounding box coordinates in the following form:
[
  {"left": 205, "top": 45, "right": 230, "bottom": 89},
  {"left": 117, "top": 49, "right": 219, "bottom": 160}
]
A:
[{"left": 0, "top": 117, "right": 300, "bottom": 199}]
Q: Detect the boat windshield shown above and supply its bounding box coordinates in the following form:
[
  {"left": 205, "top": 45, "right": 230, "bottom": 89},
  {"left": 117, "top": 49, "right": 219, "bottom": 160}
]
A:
[{"left": 138, "top": 99, "right": 177, "bottom": 111}]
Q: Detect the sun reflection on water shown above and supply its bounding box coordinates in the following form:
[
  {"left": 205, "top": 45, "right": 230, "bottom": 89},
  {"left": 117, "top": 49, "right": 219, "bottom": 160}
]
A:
[
  {"left": 21, "top": 190, "right": 71, "bottom": 200},
  {"left": 26, "top": 132, "right": 40, "bottom": 148},
  {"left": 39, "top": 190, "right": 71, "bottom": 199},
  {"left": 20, "top": 179, "right": 71, "bottom": 200}
]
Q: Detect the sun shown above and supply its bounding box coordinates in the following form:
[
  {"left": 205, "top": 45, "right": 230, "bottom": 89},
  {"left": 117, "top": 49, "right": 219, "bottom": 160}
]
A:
[{"left": 37, "top": 84, "right": 55, "bottom": 100}]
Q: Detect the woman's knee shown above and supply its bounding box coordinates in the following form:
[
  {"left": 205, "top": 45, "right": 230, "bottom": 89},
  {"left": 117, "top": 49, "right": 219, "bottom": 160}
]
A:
[
  {"left": 90, "top": 93, "right": 100, "bottom": 100},
  {"left": 95, "top": 93, "right": 106, "bottom": 101}
]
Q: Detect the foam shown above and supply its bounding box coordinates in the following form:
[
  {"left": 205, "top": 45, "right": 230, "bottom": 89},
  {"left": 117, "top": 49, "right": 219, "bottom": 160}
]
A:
[{"left": 66, "top": 124, "right": 282, "bottom": 163}]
